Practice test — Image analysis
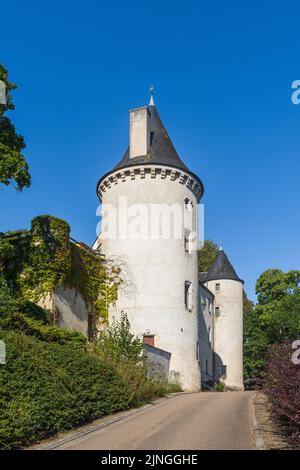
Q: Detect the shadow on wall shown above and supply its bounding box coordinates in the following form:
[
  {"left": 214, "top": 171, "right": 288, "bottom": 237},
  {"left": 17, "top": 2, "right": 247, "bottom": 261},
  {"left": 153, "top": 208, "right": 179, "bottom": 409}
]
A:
[
  {"left": 144, "top": 343, "right": 171, "bottom": 381},
  {"left": 198, "top": 304, "right": 227, "bottom": 389},
  {"left": 213, "top": 352, "right": 227, "bottom": 384}
]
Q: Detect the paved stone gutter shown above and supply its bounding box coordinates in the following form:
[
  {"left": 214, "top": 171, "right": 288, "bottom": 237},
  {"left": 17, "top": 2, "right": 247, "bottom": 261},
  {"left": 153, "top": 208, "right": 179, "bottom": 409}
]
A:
[
  {"left": 251, "top": 391, "right": 292, "bottom": 450},
  {"left": 27, "top": 392, "right": 186, "bottom": 450}
]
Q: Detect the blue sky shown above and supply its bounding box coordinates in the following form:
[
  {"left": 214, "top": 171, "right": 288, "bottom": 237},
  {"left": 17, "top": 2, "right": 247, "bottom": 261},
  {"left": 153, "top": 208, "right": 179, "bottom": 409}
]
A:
[{"left": 1, "top": 0, "right": 300, "bottom": 300}]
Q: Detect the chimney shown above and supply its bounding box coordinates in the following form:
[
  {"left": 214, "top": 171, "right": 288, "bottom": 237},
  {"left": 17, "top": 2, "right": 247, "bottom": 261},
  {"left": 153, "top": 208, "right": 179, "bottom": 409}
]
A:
[{"left": 129, "top": 106, "right": 150, "bottom": 159}]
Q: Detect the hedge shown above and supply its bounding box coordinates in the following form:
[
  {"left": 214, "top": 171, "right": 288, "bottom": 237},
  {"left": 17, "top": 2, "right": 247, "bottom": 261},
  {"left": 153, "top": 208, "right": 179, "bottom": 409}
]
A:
[
  {"left": 0, "top": 330, "right": 137, "bottom": 449},
  {"left": 264, "top": 342, "right": 300, "bottom": 448}
]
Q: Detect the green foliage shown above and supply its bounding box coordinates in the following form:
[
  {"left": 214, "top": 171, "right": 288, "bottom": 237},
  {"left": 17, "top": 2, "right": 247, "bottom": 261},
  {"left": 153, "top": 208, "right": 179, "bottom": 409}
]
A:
[
  {"left": 243, "top": 290, "right": 254, "bottom": 315},
  {"left": 0, "top": 311, "right": 86, "bottom": 345},
  {"left": 67, "top": 241, "right": 120, "bottom": 327},
  {"left": 94, "top": 312, "right": 145, "bottom": 364},
  {"left": 0, "top": 313, "right": 177, "bottom": 449},
  {"left": 17, "top": 300, "right": 52, "bottom": 324},
  {"left": 15, "top": 216, "right": 71, "bottom": 302},
  {"left": 0, "top": 63, "right": 31, "bottom": 191},
  {"left": 198, "top": 239, "right": 219, "bottom": 272},
  {"left": 255, "top": 268, "right": 300, "bottom": 304},
  {"left": 257, "top": 290, "right": 300, "bottom": 343},
  {"left": 213, "top": 382, "right": 225, "bottom": 392},
  {"left": 0, "top": 330, "right": 130, "bottom": 449},
  {"left": 0, "top": 276, "right": 86, "bottom": 344},
  {"left": 92, "top": 313, "right": 180, "bottom": 407},
  {"left": 0, "top": 215, "right": 121, "bottom": 331},
  {"left": 243, "top": 308, "right": 269, "bottom": 383},
  {"left": 0, "top": 276, "right": 17, "bottom": 317},
  {"left": 244, "top": 268, "right": 300, "bottom": 386}
]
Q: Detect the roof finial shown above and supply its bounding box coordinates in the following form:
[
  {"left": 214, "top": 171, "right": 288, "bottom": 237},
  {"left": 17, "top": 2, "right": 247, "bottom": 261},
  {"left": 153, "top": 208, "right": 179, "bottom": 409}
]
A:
[
  {"left": 149, "top": 84, "right": 155, "bottom": 106},
  {"left": 218, "top": 241, "right": 223, "bottom": 251}
]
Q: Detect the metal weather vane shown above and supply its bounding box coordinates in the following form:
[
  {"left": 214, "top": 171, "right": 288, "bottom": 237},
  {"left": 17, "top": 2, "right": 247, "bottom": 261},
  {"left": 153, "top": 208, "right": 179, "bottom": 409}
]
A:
[{"left": 149, "top": 84, "right": 155, "bottom": 106}]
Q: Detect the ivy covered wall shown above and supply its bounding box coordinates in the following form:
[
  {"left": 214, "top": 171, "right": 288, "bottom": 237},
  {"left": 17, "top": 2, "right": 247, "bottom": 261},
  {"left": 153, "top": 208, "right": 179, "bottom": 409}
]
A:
[{"left": 0, "top": 215, "right": 121, "bottom": 336}]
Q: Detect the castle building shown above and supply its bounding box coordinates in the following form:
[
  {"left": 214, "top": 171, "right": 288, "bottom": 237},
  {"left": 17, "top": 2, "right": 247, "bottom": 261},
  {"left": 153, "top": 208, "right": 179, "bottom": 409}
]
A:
[{"left": 94, "top": 97, "right": 244, "bottom": 391}]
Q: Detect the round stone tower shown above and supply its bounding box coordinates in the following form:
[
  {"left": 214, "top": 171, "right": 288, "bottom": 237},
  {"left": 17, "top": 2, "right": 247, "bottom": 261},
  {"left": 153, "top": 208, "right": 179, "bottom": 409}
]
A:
[
  {"left": 204, "top": 249, "right": 244, "bottom": 390},
  {"left": 94, "top": 100, "right": 204, "bottom": 391}
]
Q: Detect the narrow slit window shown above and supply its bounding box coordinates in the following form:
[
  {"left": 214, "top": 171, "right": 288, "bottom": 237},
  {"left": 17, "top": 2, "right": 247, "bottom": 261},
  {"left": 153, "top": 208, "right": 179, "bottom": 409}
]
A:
[
  {"left": 184, "top": 197, "right": 193, "bottom": 211},
  {"left": 184, "top": 229, "right": 191, "bottom": 253},
  {"left": 184, "top": 281, "right": 192, "bottom": 311}
]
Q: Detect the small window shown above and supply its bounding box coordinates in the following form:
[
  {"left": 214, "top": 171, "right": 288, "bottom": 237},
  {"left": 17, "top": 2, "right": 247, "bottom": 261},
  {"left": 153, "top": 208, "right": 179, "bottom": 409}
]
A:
[
  {"left": 221, "top": 365, "right": 227, "bottom": 378},
  {"left": 184, "top": 197, "right": 193, "bottom": 211},
  {"left": 215, "top": 283, "right": 220, "bottom": 291},
  {"left": 215, "top": 306, "right": 220, "bottom": 316},
  {"left": 184, "top": 229, "right": 191, "bottom": 253},
  {"left": 184, "top": 281, "right": 192, "bottom": 311},
  {"left": 143, "top": 335, "right": 155, "bottom": 346}
]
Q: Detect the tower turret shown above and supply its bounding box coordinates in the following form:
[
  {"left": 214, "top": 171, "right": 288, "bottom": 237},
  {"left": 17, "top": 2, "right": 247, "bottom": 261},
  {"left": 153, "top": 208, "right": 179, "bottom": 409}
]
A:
[
  {"left": 204, "top": 249, "right": 244, "bottom": 390},
  {"left": 95, "top": 101, "right": 204, "bottom": 391}
]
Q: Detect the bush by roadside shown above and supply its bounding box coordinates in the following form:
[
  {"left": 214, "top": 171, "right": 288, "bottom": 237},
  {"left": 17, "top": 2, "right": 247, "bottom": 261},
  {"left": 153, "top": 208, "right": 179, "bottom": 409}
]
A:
[
  {"left": 92, "top": 313, "right": 180, "bottom": 407},
  {"left": 0, "top": 327, "right": 177, "bottom": 449},
  {"left": 264, "top": 342, "right": 300, "bottom": 448},
  {"left": 0, "top": 329, "right": 131, "bottom": 448},
  {"left": 0, "top": 279, "right": 179, "bottom": 449}
]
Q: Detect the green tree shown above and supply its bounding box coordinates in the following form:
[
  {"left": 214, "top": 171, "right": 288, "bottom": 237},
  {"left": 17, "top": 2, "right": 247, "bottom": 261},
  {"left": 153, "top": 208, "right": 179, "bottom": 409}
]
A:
[
  {"left": 94, "top": 312, "right": 145, "bottom": 365},
  {"left": 244, "top": 268, "right": 300, "bottom": 385},
  {"left": 0, "top": 64, "right": 30, "bottom": 191},
  {"left": 243, "top": 290, "right": 254, "bottom": 315},
  {"left": 243, "top": 308, "right": 268, "bottom": 383},
  {"left": 255, "top": 268, "right": 300, "bottom": 304},
  {"left": 198, "top": 239, "right": 218, "bottom": 272}
]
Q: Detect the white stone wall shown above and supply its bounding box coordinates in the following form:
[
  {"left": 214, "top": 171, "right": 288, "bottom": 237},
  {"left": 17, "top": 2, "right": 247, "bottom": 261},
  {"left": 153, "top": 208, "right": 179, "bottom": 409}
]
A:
[
  {"left": 96, "top": 165, "right": 201, "bottom": 391},
  {"left": 38, "top": 286, "right": 90, "bottom": 337},
  {"left": 205, "top": 279, "right": 244, "bottom": 390}
]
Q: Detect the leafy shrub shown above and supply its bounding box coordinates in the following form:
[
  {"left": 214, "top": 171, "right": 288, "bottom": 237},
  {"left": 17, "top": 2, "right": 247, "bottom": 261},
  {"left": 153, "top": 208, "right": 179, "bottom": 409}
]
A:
[
  {"left": 94, "top": 313, "right": 145, "bottom": 364},
  {"left": 92, "top": 313, "right": 178, "bottom": 407},
  {"left": 213, "top": 382, "right": 225, "bottom": 392},
  {"left": 0, "top": 215, "right": 121, "bottom": 330},
  {"left": 0, "top": 310, "right": 86, "bottom": 344},
  {"left": 0, "top": 276, "right": 86, "bottom": 345},
  {"left": 17, "top": 300, "right": 52, "bottom": 324},
  {"left": 264, "top": 342, "right": 300, "bottom": 448},
  {"left": 0, "top": 313, "right": 177, "bottom": 449},
  {"left": 0, "top": 329, "right": 131, "bottom": 449},
  {"left": 0, "top": 277, "right": 178, "bottom": 449},
  {"left": 0, "top": 276, "right": 17, "bottom": 317},
  {"left": 244, "top": 288, "right": 300, "bottom": 385}
]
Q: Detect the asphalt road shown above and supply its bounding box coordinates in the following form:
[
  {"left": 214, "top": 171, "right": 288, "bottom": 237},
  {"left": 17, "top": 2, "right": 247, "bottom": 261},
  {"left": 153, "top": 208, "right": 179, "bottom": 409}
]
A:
[{"left": 58, "top": 392, "right": 254, "bottom": 450}]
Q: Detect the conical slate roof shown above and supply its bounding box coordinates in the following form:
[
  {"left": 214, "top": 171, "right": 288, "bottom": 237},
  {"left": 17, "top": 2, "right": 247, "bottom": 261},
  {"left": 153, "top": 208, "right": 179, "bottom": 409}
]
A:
[
  {"left": 205, "top": 250, "right": 243, "bottom": 283},
  {"left": 114, "top": 105, "right": 190, "bottom": 173},
  {"left": 97, "top": 104, "right": 203, "bottom": 193}
]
